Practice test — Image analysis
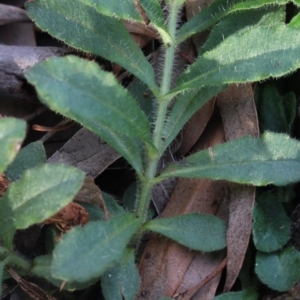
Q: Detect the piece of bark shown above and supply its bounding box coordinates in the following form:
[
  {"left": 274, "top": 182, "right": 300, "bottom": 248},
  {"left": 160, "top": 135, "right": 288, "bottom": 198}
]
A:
[
  {"left": 48, "top": 128, "right": 121, "bottom": 178},
  {"left": 0, "top": 23, "right": 36, "bottom": 46},
  {"left": 217, "top": 84, "right": 259, "bottom": 291},
  {"left": 0, "top": 0, "right": 26, "bottom": 7},
  {"left": 0, "top": 45, "right": 69, "bottom": 77},
  {"left": 0, "top": 45, "right": 69, "bottom": 101},
  {"left": 0, "top": 4, "right": 30, "bottom": 25}
]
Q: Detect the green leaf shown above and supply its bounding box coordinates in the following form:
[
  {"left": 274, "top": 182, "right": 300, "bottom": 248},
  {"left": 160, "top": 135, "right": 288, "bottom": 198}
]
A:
[
  {"left": 80, "top": 0, "right": 172, "bottom": 44},
  {"left": 80, "top": 0, "right": 141, "bottom": 21},
  {"left": 6, "top": 141, "right": 46, "bottom": 181},
  {"left": 77, "top": 192, "right": 126, "bottom": 221},
  {"left": 255, "top": 82, "right": 296, "bottom": 134},
  {"left": 165, "top": 0, "right": 186, "bottom": 6},
  {"left": 177, "top": 0, "right": 287, "bottom": 43},
  {"left": 158, "top": 132, "right": 300, "bottom": 186},
  {"left": 80, "top": 0, "right": 171, "bottom": 45},
  {"left": 0, "top": 257, "right": 10, "bottom": 295},
  {"left": 25, "top": 56, "right": 151, "bottom": 174},
  {"left": 201, "top": 6, "right": 285, "bottom": 54},
  {"left": 139, "top": 0, "right": 171, "bottom": 44},
  {"left": 0, "top": 118, "right": 26, "bottom": 175},
  {"left": 174, "top": 23, "right": 300, "bottom": 93},
  {"left": 102, "top": 192, "right": 127, "bottom": 217},
  {"left": 255, "top": 247, "right": 300, "bottom": 292},
  {"left": 252, "top": 192, "right": 291, "bottom": 252},
  {"left": 162, "top": 85, "right": 226, "bottom": 153},
  {"left": 123, "top": 182, "right": 138, "bottom": 213},
  {"left": 289, "top": 12, "right": 300, "bottom": 28},
  {"left": 127, "top": 80, "right": 154, "bottom": 119},
  {"left": 25, "top": 0, "right": 158, "bottom": 90},
  {"left": 123, "top": 183, "right": 155, "bottom": 220},
  {"left": 214, "top": 289, "right": 258, "bottom": 300},
  {"left": 143, "top": 213, "right": 227, "bottom": 252},
  {"left": 0, "top": 164, "right": 85, "bottom": 235},
  {"left": 51, "top": 213, "right": 142, "bottom": 282},
  {"left": 32, "top": 255, "right": 97, "bottom": 291},
  {"left": 101, "top": 248, "right": 140, "bottom": 300},
  {"left": 77, "top": 202, "right": 104, "bottom": 221}
]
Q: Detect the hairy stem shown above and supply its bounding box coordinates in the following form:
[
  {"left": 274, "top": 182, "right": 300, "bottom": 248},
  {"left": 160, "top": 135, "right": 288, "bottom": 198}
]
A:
[{"left": 135, "top": 3, "right": 180, "bottom": 222}]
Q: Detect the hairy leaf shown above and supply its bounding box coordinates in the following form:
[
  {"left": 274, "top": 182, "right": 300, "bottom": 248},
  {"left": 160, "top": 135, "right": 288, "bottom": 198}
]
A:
[
  {"left": 139, "top": 0, "right": 170, "bottom": 44},
  {"left": 80, "top": 0, "right": 141, "bottom": 21},
  {"left": 165, "top": 0, "right": 186, "bottom": 6},
  {"left": 25, "top": 0, "right": 157, "bottom": 90},
  {"left": 158, "top": 132, "right": 300, "bottom": 186},
  {"left": 101, "top": 248, "right": 140, "bottom": 300},
  {"left": 175, "top": 23, "right": 300, "bottom": 93},
  {"left": 32, "top": 255, "right": 97, "bottom": 291},
  {"left": 102, "top": 192, "right": 127, "bottom": 217},
  {"left": 255, "top": 82, "right": 296, "bottom": 134},
  {"left": 255, "top": 247, "right": 300, "bottom": 291},
  {"left": 202, "top": 6, "right": 285, "bottom": 54},
  {"left": 25, "top": 56, "right": 151, "bottom": 174},
  {"left": 143, "top": 214, "right": 227, "bottom": 251},
  {"left": 162, "top": 85, "right": 225, "bottom": 153},
  {"left": 0, "top": 118, "right": 26, "bottom": 175},
  {"left": 0, "top": 164, "right": 85, "bottom": 235},
  {"left": 6, "top": 141, "right": 46, "bottom": 181},
  {"left": 252, "top": 192, "right": 291, "bottom": 252},
  {"left": 51, "top": 213, "right": 142, "bottom": 282},
  {"left": 80, "top": 0, "right": 171, "bottom": 45},
  {"left": 177, "top": 0, "right": 287, "bottom": 43}
]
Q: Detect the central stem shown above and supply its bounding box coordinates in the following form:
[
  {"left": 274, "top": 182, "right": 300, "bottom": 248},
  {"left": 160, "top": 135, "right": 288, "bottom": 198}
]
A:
[{"left": 135, "top": 4, "right": 180, "bottom": 222}]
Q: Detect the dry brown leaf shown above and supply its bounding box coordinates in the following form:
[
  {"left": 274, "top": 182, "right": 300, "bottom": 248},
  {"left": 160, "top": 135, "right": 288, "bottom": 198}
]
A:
[
  {"left": 217, "top": 84, "right": 259, "bottom": 291},
  {"left": 124, "top": 21, "right": 158, "bottom": 39},
  {"left": 137, "top": 117, "right": 228, "bottom": 300},
  {"left": 177, "top": 98, "right": 215, "bottom": 157},
  {"left": 0, "top": 174, "right": 10, "bottom": 197},
  {"left": 7, "top": 268, "right": 57, "bottom": 300},
  {"left": 48, "top": 128, "right": 121, "bottom": 178},
  {"left": 43, "top": 202, "right": 89, "bottom": 234},
  {"left": 75, "top": 177, "right": 110, "bottom": 219},
  {"left": 175, "top": 258, "right": 227, "bottom": 299}
]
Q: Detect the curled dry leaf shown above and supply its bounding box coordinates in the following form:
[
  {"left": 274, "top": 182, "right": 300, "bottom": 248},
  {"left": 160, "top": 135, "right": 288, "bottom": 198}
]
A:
[
  {"left": 0, "top": 174, "right": 10, "bottom": 197},
  {"left": 43, "top": 202, "right": 89, "bottom": 234},
  {"left": 7, "top": 267, "right": 57, "bottom": 300},
  {"left": 124, "top": 20, "right": 158, "bottom": 39},
  {"left": 217, "top": 83, "right": 259, "bottom": 292}
]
